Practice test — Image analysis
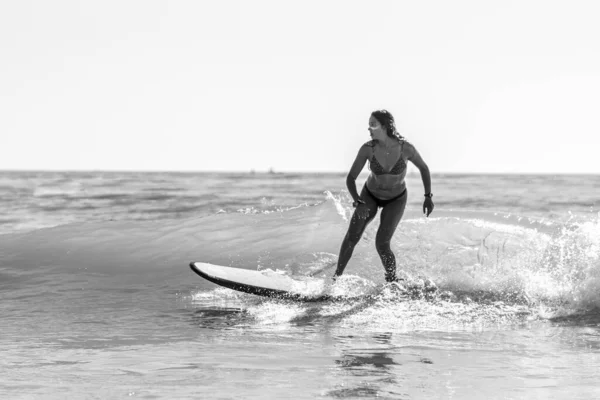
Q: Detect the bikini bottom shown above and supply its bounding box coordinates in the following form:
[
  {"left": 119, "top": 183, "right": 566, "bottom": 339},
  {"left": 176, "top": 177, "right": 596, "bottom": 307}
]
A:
[{"left": 364, "top": 186, "right": 407, "bottom": 208}]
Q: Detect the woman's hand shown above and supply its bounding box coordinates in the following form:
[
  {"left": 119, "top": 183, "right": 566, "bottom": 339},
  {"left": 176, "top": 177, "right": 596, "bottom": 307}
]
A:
[
  {"left": 356, "top": 203, "right": 370, "bottom": 220},
  {"left": 423, "top": 197, "right": 434, "bottom": 217}
]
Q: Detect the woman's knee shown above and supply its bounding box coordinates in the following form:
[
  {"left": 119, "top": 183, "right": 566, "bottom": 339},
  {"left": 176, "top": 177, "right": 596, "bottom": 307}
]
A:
[
  {"left": 345, "top": 216, "right": 372, "bottom": 247},
  {"left": 375, "top": 238, "right": 392, "bottom": 255},
  {"left": 345, "top": 231, "right": 363, "bottom": 248}
]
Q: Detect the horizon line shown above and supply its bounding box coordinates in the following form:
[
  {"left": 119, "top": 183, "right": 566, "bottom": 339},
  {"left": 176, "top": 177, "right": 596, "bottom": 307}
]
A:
[{"left": 1, "top": 168, "right": 600, "bottom": 176}]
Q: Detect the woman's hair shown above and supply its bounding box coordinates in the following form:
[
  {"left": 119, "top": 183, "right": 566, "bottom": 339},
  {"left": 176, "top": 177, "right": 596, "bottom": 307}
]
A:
[{"left": 371, "top": 110, "right": 404, "bottom": 141}]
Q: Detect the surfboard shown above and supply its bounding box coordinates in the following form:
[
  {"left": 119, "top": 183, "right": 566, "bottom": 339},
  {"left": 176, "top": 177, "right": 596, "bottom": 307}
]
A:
[{"left": 189, "top": 262, "right": 332, "bottom": 301}]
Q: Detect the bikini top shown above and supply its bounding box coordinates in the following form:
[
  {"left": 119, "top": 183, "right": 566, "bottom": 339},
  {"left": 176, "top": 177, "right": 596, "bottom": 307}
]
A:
[{"left": 368, "top": 140, "right": 407, "bottom": 176}]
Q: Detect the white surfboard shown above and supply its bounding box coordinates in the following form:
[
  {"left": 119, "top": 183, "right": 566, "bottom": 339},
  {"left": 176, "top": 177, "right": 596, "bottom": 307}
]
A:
[{"left": 189, "top": 262, "right": 332, "bottom": 301}]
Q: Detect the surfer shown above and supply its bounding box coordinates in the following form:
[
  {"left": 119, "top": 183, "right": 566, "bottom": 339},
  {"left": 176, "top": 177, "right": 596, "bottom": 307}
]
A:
[{"left": 333, "top": 110, "right": 434, "bottom": 282}]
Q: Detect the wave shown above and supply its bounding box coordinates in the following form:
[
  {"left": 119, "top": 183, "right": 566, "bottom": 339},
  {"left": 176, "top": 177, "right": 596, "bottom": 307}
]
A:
[{"left": 1, "top": 194, "right": 599, "bottom": 318}]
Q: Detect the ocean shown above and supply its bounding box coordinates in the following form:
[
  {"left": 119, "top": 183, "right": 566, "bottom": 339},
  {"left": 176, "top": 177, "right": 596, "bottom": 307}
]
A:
[{"left": 1, "top": 170, "right": 600, "bottom": 399}]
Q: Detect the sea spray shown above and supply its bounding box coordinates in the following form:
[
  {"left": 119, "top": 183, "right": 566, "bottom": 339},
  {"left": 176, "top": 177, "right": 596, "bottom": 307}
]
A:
[{"left": 3, "top": 195, "right": 600, "bottom": 317}]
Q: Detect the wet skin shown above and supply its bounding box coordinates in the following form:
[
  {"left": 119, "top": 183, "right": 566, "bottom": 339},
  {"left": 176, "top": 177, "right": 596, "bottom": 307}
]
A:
[{"left": 334, "top": 115, "right": 433, "bottom": 281}]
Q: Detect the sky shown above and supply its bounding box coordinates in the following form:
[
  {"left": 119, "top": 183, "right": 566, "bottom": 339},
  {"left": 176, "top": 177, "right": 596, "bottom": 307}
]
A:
[{"left": 1, "top": 0, "right": 599, "bottom": 173}]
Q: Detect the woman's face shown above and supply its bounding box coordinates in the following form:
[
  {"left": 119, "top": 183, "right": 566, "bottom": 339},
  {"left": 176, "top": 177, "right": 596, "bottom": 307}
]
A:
[{"left": 368, "top": 116, "right": 387, "bottom": 141}]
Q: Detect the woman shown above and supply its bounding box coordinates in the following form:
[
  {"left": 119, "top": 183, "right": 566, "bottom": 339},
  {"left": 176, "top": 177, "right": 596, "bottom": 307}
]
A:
[{"left": 334, "top": 110, "right": 434, "bottom": 282}]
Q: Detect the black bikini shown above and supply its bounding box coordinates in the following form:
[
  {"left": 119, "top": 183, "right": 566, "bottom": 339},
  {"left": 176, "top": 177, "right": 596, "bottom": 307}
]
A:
[
  {"left": 369, "top": 143, "right": 407, "bottom": 176},
  {"left": 365, "top": 140, "right": 407, "bottom": 207},
  {"left": 364, "top": 186, "right": 407, "bottom": 208}
]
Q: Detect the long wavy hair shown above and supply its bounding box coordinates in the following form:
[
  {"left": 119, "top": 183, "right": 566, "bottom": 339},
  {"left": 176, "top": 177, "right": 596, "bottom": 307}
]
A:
[{"left": 371, "top": 110, "right": 404, "bottom": 141}]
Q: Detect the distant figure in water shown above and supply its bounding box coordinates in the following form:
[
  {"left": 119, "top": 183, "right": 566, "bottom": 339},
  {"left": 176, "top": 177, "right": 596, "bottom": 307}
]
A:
[{"left": 334, "top": 110, "right": 434, "bottom": 282}]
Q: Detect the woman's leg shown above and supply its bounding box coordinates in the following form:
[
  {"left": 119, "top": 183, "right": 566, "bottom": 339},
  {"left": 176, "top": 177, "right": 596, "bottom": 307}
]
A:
[
  {"left": 334, "top": 186, "right": 378, "bottom": 278},
  {"left": 375, "top": 191, "right": 408, "bottom": 282}
]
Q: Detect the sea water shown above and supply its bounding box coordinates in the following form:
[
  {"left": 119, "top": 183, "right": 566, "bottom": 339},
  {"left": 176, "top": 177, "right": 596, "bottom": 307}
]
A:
[{"left": 1, "top": 171, "right": 600, "bottom": 399}]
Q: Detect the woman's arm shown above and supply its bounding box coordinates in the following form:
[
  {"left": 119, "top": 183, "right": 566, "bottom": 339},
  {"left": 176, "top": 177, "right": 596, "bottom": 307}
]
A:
[
  {"left": 405, "top": 142, "right": 434, "bottom": 216},
  {"left": 346, "top": 144, "right": 370, "bottom": 202}
]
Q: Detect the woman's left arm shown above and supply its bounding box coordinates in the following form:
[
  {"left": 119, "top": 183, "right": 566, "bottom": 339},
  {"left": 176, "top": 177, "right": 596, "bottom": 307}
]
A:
[{"left": 405, "top": 143, "right": 434, "bottom": 216}]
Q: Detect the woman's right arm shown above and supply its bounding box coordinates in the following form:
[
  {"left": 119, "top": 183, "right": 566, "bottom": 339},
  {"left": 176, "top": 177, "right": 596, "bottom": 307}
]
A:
[{"left": 345, "top": 145, "right": 369, "bottom": 203}]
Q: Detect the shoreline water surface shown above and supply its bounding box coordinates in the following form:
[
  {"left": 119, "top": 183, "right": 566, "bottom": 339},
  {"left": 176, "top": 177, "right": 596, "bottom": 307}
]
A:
[{"left": 2, "top": 171, "right": 599, "bottom": 399}]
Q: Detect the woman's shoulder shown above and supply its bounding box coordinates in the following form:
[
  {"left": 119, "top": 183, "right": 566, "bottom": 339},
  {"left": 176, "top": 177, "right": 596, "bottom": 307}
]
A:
[
  {"left": 400, "top": 138, "right": 412, "bottom": 146},
  {"left": 356, "top": 141, "right": 375, "bottom": 158},
  {"left": 363, "top": 140, "right": 376, "bottom": 147},
  {"left": 400, "top": 139, "right": 417, "bottom": 157},
  {"left": 360, "top": 140, "right": 376, "bottom": 152}
]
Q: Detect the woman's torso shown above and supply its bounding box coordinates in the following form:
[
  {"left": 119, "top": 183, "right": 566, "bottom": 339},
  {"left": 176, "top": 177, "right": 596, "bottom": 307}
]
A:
[{"left": 366, "top": 140, "right": 407, "bottom": 200}]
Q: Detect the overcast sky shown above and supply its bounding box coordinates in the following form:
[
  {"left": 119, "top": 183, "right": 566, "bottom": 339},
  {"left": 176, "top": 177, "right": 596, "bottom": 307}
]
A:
[{"left": 1, "top": 0, "right": 599, "bottom": 173}]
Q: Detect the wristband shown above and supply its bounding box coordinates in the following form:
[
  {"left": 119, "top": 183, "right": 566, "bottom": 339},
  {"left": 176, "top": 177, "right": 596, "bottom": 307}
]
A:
[{"left": 424, "top": 193, "right": 433, "bottom": 198}]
